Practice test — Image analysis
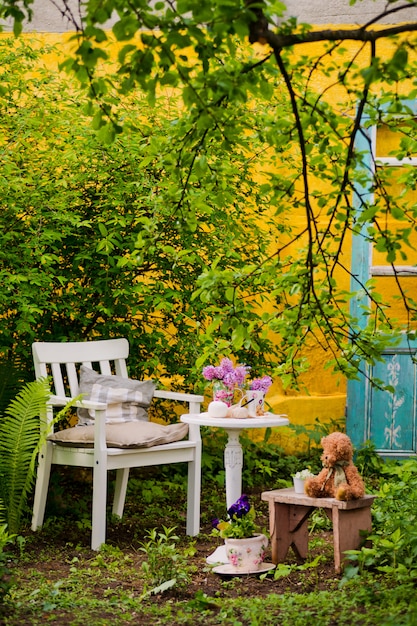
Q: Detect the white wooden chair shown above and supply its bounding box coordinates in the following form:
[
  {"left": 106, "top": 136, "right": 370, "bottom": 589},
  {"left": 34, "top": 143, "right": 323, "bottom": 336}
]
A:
[{"left": 31, "top": 338, "right": 203, "bottom": 550}]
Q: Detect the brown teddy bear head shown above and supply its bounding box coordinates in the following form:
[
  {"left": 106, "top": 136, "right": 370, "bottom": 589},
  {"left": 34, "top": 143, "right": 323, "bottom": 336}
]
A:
[{"left": 320, "top": 432, "right": 353, "bottom": 468}]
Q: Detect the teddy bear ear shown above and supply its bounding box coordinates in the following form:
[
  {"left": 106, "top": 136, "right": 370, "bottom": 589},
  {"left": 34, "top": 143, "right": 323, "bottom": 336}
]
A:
[{"left": 337, "top": 435, "right": 352, "bottom": 455}]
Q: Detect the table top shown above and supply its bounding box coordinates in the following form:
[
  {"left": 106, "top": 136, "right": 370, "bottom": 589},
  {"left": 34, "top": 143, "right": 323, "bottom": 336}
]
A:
[{"left": 180, "top": 412, "right": 289, "bottom": 429}]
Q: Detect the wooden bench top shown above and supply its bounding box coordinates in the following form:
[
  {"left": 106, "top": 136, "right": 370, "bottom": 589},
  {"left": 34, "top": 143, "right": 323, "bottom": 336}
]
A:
[{"left": 261, "top": 487, "right": 377, "bottom": 510}]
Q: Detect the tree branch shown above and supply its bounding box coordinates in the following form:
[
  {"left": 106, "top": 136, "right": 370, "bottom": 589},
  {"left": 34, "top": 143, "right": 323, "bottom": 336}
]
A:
[{"left": 246, "top": 0, "right": 417, "bottom": 49}]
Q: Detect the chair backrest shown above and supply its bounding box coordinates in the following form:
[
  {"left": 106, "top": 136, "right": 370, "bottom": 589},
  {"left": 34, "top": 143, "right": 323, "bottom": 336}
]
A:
[{"left": 32, "top": 338, "right": 130, "bottom": 398}]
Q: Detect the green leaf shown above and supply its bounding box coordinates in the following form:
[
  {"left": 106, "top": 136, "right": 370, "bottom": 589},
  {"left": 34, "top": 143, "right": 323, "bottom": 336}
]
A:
[{"left": 112, "top": 16, "right": 139, "bottom": 41}]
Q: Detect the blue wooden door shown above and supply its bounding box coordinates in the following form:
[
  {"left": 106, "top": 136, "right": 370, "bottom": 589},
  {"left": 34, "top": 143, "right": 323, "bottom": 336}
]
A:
[{"left": 346, "top": 102, "right": 417, "bottom": 458}]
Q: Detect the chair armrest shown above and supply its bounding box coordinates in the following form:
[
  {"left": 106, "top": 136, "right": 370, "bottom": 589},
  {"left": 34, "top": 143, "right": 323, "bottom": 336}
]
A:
[
  {"left": 49, "top": 395, "right": 108, "bottom": 453},
  {"left": 49, "top": 395, "right": 107, "bottom": 410},
  {"left": 153, "top": 390, "right": 204, "bottom": 403},
  {"left": 153, "top": 390, "right": 204, "bottom": 414}
]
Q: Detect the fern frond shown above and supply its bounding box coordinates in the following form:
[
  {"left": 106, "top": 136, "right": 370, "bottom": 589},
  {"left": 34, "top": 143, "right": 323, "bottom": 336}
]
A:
[
  {"left": 0, "top": 379, "right": 78, "bottom": 533},
  {"left": 0, "top": 378, "right": 50, "bottom": 533}
]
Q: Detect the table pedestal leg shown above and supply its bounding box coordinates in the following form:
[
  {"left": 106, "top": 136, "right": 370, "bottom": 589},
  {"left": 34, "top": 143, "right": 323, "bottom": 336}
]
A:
[
  {"left": 207, "top": 429, "right": 244, "bottom": 565},
  {"left": 224, "top": 429, "right": 243, "bottom": 509}
]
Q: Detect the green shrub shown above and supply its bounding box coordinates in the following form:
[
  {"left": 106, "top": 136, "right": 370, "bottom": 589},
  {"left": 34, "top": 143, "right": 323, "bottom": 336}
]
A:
[{"left": 345, "top": 459, "right": 417, "bottom": 581}]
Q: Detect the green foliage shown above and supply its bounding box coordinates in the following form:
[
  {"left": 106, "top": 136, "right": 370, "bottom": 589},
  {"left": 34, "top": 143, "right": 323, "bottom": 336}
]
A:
[
  {"left": 287, "top": 417, "right": 346, "bottom": 456},
  {"left": 344, "top": 459, "right": 417, "bottom": 582},
  {"left": 0, "top": 376, "right": 75, "bottom": 534},
  {"left": 0, "top": 523, "right": 16, "bottom": 603},
  {"left": 1, "top": 2, "right": 417, "bottom": 391},
  {"left": 0, "top": 378, "right": 51, "bottom": 533},
  {"left": 355, "top": 440, "right": 386, "bottom": 482},
  {"left": 272, "top": 554, "right": 326, "bottom": 584},
  {"left": 139, "top": 526, "right": 195, "bottom": 596},
  {"left": 200, "top": 426, "right": 315, "bottom": 495},
  {"left": 0, "top": 355, "right": 32, "bottom": 417},
  {"left": 0, "top": 37, "right": 290, "bottom": 386}
]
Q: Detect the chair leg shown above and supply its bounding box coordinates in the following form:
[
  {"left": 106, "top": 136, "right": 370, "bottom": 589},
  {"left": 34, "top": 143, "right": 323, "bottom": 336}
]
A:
[
  {"left": 186, "top": 438, "right": 202, "bottom": 536},
  {"left": 112, "top": 468, "right": 130, "bottom": 518},
  {"left": 91, "top": 456, "right": 108, "bottom": 551},
  {"left": 31, "top": 443, "right": 53, "bottom": 531}
]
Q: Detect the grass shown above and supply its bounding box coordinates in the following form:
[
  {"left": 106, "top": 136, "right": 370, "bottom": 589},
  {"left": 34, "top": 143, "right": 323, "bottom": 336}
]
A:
[
  {"left": 2, "top": 438, "right": 417, "bottom": 625},
  {"left": 4, "top": 554, "right": 417, "bottom": 626}
]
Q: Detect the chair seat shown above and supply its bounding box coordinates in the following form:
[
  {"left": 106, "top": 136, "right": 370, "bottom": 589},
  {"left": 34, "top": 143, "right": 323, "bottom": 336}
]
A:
[
  {"left": 48, "top": 420, "right": 189, "bottom": 449},
  {"left": 50, "top": 439, "right": 198, "bottom": 453}
]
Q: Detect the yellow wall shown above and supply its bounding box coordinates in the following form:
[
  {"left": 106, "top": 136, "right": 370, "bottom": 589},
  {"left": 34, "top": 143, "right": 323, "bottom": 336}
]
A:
[{"left": 4, "top": 28, "right": 413, "bottom": 454}]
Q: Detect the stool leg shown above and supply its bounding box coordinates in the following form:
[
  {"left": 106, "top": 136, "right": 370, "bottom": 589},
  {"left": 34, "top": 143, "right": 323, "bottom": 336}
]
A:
[
  {"left": 332, "top": 505, "right": 372, "bottom": 573},
  {"left": 269, "top": 501, "right": 312, "bottom": 564}
]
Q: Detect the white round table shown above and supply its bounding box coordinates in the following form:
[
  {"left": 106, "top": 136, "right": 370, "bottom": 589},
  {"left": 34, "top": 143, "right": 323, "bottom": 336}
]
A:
[{"left": 180, "top": 412, "right": 289, "bottom": 509}]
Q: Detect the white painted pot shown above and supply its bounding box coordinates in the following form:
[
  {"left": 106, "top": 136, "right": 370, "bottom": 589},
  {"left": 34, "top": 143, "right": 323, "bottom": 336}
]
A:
[
  {"left": 224, "top": 533, "right": 268, "bottom": 572},
  {"left": 293, "top": 477, "right": 306, "bottom": 494}
]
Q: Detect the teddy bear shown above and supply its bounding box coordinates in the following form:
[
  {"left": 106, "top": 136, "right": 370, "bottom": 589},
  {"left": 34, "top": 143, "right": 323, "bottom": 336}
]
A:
[{"left": 304, "top": 432, "right": 365, "bottom": 501}]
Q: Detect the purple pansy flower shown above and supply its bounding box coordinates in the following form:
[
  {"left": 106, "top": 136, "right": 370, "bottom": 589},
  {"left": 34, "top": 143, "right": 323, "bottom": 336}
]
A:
[
  {"left": 212, "top": 494, "right": 258, "bottom": 538},
  {"left": 227, "top": 494, "right": 251, "bottom": 519}
]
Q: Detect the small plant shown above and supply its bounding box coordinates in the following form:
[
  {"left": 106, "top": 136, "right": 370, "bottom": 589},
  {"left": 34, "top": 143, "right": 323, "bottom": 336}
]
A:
[
  {"left": 212, "top": 495, "right": 259, "bottom": 539},
  {"left": 293, "top": 469, "right": 315, "bottom": 480},
  {"left": 0, "top": 523, "right": 16, "bottom": 603},
  {"left": 139, "top": 526, "right": 195, "bottom": 596}
]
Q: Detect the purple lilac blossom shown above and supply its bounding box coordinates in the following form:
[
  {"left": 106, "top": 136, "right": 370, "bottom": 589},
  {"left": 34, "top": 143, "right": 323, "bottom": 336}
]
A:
[
  {"left": 234, "top": 365, "right": 250, "bottom": 387},
  {"left": 202, "top": 365, "right": 217, "bottom": 381},
  {"left": 222, "top": 371, "right": 238, "bottom": 388},
  {"left": 203, "top": 358, "right": 250, "bottom": 388},
  {"left": 250, "top": 376, "right": 272, "bottom": 392},
  {"left": 227, "top": 494, "right": 251, "bottom": 519},
  {"left": 218, "top": 358, "right": 234, "bottom": 377}
]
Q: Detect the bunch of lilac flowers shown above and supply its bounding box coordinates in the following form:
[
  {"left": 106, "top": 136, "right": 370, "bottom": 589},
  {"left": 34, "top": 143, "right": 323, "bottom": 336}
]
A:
[
  {"left": 212, "top": 494, "right": 258, "bottom": 539},
  {"left": 202, "top": 358, "right": 249, "bottom": 390},
  {"left": 249, "top": 375, "right": 272, "bottom": 393}
]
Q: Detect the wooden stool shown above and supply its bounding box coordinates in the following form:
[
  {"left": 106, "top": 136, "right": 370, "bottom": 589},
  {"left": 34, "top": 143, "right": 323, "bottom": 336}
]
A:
[{"left": 261, "top": 488, "right": 376, "bottom": 573}]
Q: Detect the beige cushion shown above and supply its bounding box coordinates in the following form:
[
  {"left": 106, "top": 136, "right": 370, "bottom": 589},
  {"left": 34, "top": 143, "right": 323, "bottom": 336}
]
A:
[
  {"left": 48, "top": 421, "right": 189, "bottom": 449},
  {"left": 77, "top": 365, "right": 156, "bottom": 426}
]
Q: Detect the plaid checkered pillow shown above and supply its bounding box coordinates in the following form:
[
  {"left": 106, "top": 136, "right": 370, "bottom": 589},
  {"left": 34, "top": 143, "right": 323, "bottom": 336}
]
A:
[{"left": 77, "top": 365, "right": 156, "bottom": 425}]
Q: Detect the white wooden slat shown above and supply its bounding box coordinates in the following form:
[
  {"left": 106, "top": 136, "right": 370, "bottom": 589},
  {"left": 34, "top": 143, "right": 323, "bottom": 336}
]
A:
[
  {"left": 66, "top": 362, "right": 80, "bottom": 396},
  {"left": 98, "top": 360, "right": 112, "bottom": 375},
  {"left": 51, "top": 362, "right": 65, "bottom": 397},
  {"left": 114, "top": 358, "right": 128, "bottom": 377}
]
